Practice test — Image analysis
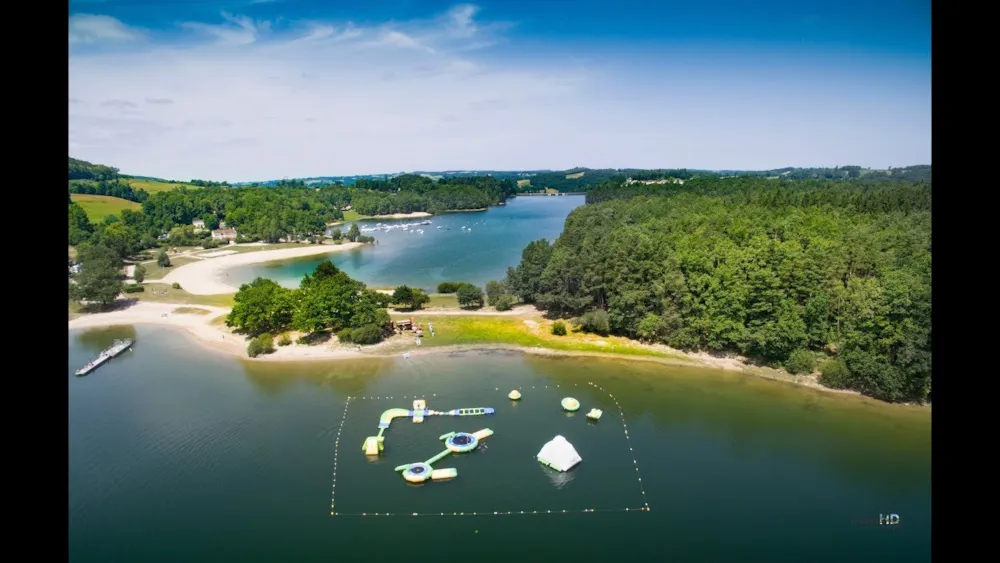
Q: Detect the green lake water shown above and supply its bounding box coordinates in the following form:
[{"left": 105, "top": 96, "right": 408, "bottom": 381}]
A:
[
  {"left": 226, "top": 195, "right": 585, "bottom": 291},
  {"left": 69, "top": 325, "right": 931, "bottom": 562}
]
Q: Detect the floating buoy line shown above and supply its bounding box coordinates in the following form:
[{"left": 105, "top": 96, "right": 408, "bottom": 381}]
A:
[{"left": 329, "top": 383, "right": 650, "bottom": 517}]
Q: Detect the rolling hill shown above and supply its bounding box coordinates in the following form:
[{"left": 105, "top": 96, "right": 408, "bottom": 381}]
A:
[{"left": 70, "top": 193, "right": 142, "bottom": 222}]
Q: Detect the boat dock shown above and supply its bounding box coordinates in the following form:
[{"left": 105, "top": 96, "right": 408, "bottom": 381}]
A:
[{"left": 75, "top": 339, "right": 134, "bottom": 376}]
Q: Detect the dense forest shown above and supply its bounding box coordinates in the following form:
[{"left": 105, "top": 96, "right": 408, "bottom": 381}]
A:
[
  {"left": 69, "top": 157, "right": 121, "bottom": 181},
  {"left": 68, "top": 157, "right": 150, "bottom": 203},
  {"left": 496, "top": 177, "right": 932, "bottom": 403},
  {"left": 69, "top": 178, "right": 149, "bottom": 203},
  {"left": 349, "top": 174, "right": 515, "bottom": 214},
  {"left": 585, "top": 176, "right": 933, "bottom": 205},
  {"left": 226, "top": 261, "right": 394, "bottom": 356},
  {"left": 512, "top": 165, "right": 929, "bottom": 194}
]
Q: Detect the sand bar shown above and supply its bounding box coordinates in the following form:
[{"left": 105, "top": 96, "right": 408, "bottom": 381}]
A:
[
  {"left": 328, "top": 211, "right": 432, "bottom": 226},
  {"left": 155, "top": 242, "right": 365, "bottom": 295}
]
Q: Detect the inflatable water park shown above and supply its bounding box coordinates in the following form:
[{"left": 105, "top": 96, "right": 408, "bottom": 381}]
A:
[
  {"left": 363, "top": 392, "right": 606, "bottom": 485},
  {"left": 394, "top": 429, "right": 494, "bottom": 483},
  {"left": 362, "top": 399, "right": 495, "bottom": 456}
]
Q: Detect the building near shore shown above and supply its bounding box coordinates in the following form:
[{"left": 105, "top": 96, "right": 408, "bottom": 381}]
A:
[{"left": 211, "top": 228, "right": 237, "bottom": 241}]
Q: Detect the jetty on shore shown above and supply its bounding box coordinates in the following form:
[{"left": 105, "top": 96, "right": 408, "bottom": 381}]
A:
[{"left": 75, "top": 339, "right": 134, "bottom": 377}]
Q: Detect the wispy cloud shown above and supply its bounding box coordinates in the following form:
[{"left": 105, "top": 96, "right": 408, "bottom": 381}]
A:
[
  {"left": 372, "top": 30, "right": 435, "bottom": 53},
  {"left": 101, "top": 99, "right": 138, "bottom": 110},
  {"left": 68, "top": 3, "right": 930, "bottom": 180},
  {"left": 181, "top": 11, "right": 269, "bottom": 45},
  {"left": 69, "top": 4, "right": 595, "bottom": 180},
  {"left": 69, "top": 14, "right": 142, "bottom": 44},
  {"left": 446, "top": 4, "right": 480, "bottom": 38}
]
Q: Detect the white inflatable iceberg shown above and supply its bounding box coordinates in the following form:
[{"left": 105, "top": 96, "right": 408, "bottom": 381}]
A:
[{"left": 537, "top": 435, "right": 582, "bottom": 472}]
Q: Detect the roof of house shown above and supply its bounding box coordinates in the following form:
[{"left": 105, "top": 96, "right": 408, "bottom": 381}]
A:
[{"left": 212, "top": 228, "right": 237, "bottom": 235}]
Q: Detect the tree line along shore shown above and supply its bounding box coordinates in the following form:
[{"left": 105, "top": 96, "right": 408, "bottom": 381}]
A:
[{"left": 69, "top": 157, "right": 931, "bottom": 404}]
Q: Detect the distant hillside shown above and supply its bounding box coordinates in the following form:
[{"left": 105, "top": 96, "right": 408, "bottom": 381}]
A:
[
  {"left": 722, "top": 165, "right": 932, "bottom": 182},
  {"left": 69, "top": 157, "right": 120, "bottom": 181},
  {"left": 72, "top": 158, "right": 932, "bottom": 194},
  {"left": 238, "top": 169, "right": 548, "bottom": 187},
  {"left": 125, "top": 177, "right": 205, "bottom": 193},
  {"left": 70, "top": 193, "right": 141, "bottom": 222},
  {"left": 68, "top": 157, "right": 218, "bottom": 210}
]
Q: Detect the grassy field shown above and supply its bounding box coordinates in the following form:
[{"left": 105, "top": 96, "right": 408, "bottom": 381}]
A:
[
  {"left": 565, "top": 171, "right": 585, "bottom": 179},
  {"left": 172, "top": 307, "right": 211, "bottom": 315},
  {"left": 71, "top": 194, "right": 141, "bottom": 222},
  {"left": 341, "top": 210, "right": 362, "bottom": 221},
  {"left": 389, "top": 314, "right": 684, "bottom": 359},
  {"left": 140, "top": 256, "right": 199, "bottom": 280},
  {"left": 127, "top": 178, "right": 200, "bottom": 193},
  {"left": 136, "top": 284, "right": 235, "bottom": 307},
  {"left": 424, "top": 293, "right": 459, "bottom": 308},
  {"left": 388, "top": 293, "right": 460, "bottom": 310},
  {"left": 516, "top": 179, "right": 532, "bottom": 188}
]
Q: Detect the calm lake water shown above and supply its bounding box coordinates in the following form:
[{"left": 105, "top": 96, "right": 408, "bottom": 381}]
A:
[
  {"left": 69, "top": 325, "right": 931, "bottom": 562},
  {"left": 227, "top": 195, "right": 585, "bottom": 291}
]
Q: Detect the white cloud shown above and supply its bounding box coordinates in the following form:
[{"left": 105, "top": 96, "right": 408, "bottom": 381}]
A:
[
  {"left": 447, "top": 4, "right": 479, "bottom": 37},
  {"left": 181, "top": 11, "right": 269, "bottom": 45},
  {"left": 68, "top": 5, "right": 600, "bottom": 180},
  {"left": 69, "top": 14, "right": 142, "bottom": 44},
  {"left": 68, "top": 4, "right": 931, "bottom": 180},
  {"left": 372, "top": 30, "right": 435, "bottom": 53}
]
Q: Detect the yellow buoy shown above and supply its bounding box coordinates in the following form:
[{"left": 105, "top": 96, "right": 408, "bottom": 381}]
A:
[{"left": 508, "top": 389, "right": 521, "bottom": 400}]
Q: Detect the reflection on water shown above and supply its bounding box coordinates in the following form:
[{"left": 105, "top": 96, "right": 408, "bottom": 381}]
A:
[
  {"left": 541, "top": 464, "right": 576, "bottom": 489},
  {"left": 68, "top": 325, "right": 931, "bottom": 563},
  {"left": 227, "top": 196, "right": 586, "bottom": 290},
  {"left": 238, "top": 357, "right": 390, "bottom": 396},
  {"left": 75, "top": 325, "right": 138, "bottom": 355}
]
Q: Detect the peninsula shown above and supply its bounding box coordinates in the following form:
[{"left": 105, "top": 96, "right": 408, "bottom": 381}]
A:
[{"left": 68, "top": 157, "right": 931, "bottom": 405}]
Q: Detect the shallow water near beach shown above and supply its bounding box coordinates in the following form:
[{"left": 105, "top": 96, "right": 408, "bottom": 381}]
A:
[
  {"left": 69, "top": 325, "right": 931, "bottom": 562},
  {"left": 226, "top": 195, "right": 584, "bottom": 291}
]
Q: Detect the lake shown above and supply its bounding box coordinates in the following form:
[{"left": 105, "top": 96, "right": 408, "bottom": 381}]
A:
[
  {"left": 69, "top": 325, "right": 931, "bottom": 562},
  {"left": 226, "top": 195, "right": 585, "bottom": 291}
]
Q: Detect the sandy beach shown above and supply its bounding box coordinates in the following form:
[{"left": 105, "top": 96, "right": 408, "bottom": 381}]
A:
[
  {"left": 328, "top": 211, "right": 432, "bottom": 226},
  {"left": 369, "top": 211, "right": 432, "bottom": 219},
  {"left": 67, "top": 300, "right": 871, "bottom": 399},
  {"left": 155, "top": 242, "right": 365, "bottom": 295},
  {"left": 68, "top": 301, "right": 368, "bottom": 360}
]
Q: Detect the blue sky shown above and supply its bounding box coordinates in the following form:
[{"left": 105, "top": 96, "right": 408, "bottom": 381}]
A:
[{"left": 69, "top": 0, "right": 931, "bottom": 181}]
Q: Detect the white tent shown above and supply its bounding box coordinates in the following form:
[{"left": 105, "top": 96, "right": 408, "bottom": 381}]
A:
[{"left": 537, "top": 435, "right": 582, "bottom": 472}]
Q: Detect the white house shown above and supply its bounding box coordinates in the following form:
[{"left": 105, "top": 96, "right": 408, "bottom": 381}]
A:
[{"left": 211, "top": 228, "right": 238, "bottom": 241}]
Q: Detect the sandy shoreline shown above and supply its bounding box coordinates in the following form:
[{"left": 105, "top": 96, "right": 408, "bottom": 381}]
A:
[
  {"left": 154, "top": 242, "right": 365, "bottom": 295},
  {"left": 68, "top": 301, "right": 882, "bottom": 401},
  {"left": 328, "top": 211, "right": 432, "bottom": 226}
]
